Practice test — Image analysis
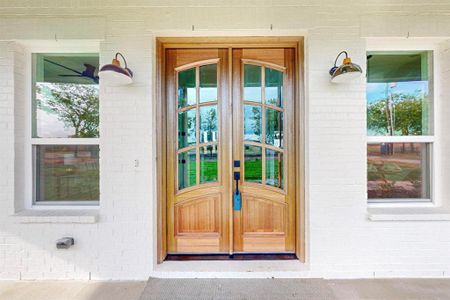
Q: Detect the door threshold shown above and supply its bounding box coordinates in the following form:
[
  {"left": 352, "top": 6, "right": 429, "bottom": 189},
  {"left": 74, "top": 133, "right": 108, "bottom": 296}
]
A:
[{"left": 166, "top": 253, "right": 297, "bottom": 261}]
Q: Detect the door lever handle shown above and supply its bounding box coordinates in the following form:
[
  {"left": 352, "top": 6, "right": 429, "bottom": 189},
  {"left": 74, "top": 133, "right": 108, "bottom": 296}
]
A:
[{"left": 233, "top": 160, "right": 241, "bottom": 210}]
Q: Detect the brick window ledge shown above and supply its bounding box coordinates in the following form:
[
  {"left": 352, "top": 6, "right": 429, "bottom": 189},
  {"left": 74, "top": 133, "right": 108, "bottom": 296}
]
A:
[
  {"left": 12, "top": 209, "right": 99, "bottom": 224},
  {"left": 367, "top": 207, "right": 450, "bottom": 221}
]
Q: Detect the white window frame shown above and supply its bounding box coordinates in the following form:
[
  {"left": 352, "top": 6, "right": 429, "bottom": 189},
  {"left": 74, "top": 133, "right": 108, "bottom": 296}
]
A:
[
  {"left": 366, "top": 38, "right": 442, "bottom": 205},
  {"left": 21, "top": 40, "right": 101, "bottom": 209}
]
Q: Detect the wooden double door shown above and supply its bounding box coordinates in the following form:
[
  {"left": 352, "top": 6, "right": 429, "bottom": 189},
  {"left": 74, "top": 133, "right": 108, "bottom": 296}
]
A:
[{"left": 166, "top": 47, "right": 296, "bottom": 255}]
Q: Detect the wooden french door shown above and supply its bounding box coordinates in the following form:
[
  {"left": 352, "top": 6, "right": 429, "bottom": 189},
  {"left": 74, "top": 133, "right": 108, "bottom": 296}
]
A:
[{"left": 166, "top": 47, "right": 296, "bottom": 255}]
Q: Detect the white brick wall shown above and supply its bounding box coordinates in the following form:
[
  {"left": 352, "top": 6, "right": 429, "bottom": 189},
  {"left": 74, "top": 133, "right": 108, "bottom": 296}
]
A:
[{"left": 0, "top": 1, "right": 450, "bottom": 280}]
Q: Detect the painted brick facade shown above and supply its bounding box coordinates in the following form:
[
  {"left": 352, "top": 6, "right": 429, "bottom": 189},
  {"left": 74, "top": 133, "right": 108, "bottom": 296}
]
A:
[{"left": 0, "top": 1, "right": 450, "bottom": 279}]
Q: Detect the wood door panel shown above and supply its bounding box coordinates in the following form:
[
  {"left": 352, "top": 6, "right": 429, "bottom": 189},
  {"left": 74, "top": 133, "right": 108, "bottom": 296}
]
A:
[
  {"left": 242, "top": 48, "right": 285, "bottom": 67},
  {"left": 174, "top": 49, "right": 220, "bottom": 67},
  {"left": 242, "top": 195, "right": 287, "bottom": 234},
  {"left": 177, "top": 236, "right": 220, "bottom": 253},
  {"left": 242, "top": 236, "right": 286, "bottom": 252},
  {"left": 175, "top": 194, "right": 220, "bottom": 235}
]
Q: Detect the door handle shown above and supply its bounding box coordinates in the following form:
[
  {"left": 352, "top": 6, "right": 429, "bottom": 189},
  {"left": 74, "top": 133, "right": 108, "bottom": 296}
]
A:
[{"left": 233, "top": 160, "right": 241, "bottom": 210}]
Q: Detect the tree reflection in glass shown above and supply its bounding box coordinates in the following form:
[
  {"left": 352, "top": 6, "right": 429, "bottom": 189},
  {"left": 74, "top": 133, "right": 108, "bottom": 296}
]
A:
[
  {"left": 244, "top": 105, "right": 261, "bottom": 142},
  {"left": 178, "top": 109, "right": 196, "bottom": 149},
  {"left": 200, "top": 105, "right": 218, "bottom": 143},
  {"left": 266, "top": 108, "right": 283, "bottom": 148},
  {"left": 367, "top": 143, "right": 429, "bottom": 199},
  {"left": 34, "top": 54, "right": 99, "bottom": 138}
]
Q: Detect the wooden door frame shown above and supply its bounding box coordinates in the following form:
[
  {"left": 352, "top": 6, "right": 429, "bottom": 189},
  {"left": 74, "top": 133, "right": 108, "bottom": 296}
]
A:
[{"left": 155, "top": 37, "right": 305, "bottom": 263}]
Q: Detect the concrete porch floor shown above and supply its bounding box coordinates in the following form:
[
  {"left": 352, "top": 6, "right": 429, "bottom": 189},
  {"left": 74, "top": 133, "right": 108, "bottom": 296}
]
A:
[{"left": 1, "top": 278, "right": 450, "bottom": 300}]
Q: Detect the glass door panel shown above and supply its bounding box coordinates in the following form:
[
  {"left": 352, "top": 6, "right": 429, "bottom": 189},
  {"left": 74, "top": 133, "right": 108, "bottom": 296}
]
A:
[
  {"left": 243, "top": 64, "right": 262, "bottom": 102},
  {"left": 200, "top": 64, "right": 218, "bottom": 102},
  {"left": 265, "top": 67, "right": 283, "bottom": 107},
  {"left": 244, "top": 145, "right": 262, "bottom": 183},
  {"left": 178, "top": 109, "right": 196, "bottom": 148},
  {"left": 242, "top": 63, "right": 285, "bottom": 190},
  {"left": 200, "top": 105, "right": 218, "bottom": 143},
  {"left": 243, "top": 105, "right": 262, "bottom": 142},
  {"left": 176, "top": 63, "right": 219, "bottom": 191},
  {"left": 200, "top": 145, "right": 218, "bottom": 183},
  {"left": 178, "top": 68, "right": 196, "bottom": 108},
  {"left": 266, "top": 108, "right": 283, "bottom": 148}
]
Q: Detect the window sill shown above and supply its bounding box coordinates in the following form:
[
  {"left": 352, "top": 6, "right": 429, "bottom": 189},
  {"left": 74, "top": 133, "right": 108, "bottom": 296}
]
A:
[
  {"left": 12, "top": 209, "right": 99, "bottom": 224},
  {"left": 367, "top": 207, "right": 450, "bottom": 221}
]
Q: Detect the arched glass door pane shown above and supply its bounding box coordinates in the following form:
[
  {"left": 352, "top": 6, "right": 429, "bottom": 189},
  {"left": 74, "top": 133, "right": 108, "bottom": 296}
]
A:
[
  {"left": 177, "top": 63, "right": 219, "bottom": 191},
  {"left": 265, "top": 67, "right": 283, "bottom": 107},
  {"left": 244, "top": 64, "right": 262, "bottom": 102},
  {"left": 200, "top": 64, "right": 217, "bottom": 103}
]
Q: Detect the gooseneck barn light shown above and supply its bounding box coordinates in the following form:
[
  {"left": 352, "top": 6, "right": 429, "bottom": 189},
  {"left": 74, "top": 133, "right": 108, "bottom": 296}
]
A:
[
  {"left": 329, "top": 51, "right": 362, "bottom": 83},
  {"left": 98, "top": 52, "right": 133, "bottom": 86}
]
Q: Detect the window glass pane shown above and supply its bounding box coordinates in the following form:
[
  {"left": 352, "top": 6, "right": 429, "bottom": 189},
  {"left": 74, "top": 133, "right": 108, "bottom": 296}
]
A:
[
  {"left": 33, "top": 54, "right": 99, "bottom": 138},
  {"left": 244, "top": 64, "right": 262, "bottom": 102},
  {"left": 265, "top": 68, "right": 283, "bottom": 107},
  {"left": 178, "top": 109, "right": 196, "bottom": 149},
  {"left": 367, "top": 51, "right": 433, "bottom": 136},
  {"left": 178, "top": 68, "right": 196, "bottom": 108},
  {"left": 35, "top": 145, "right": 99, "bottom": 202},
  {"left": 367, "top": 143, "right": 430, "bottom": 199},
  {"left": 266, "top": 108, "right": 283, "bottom": 148},
  {"left": 200, "top": 145, "right": 218, "bottom": 183},
  {"left": 244, "top": 105, "right": 262, "bottom": 142},
  {"left": 200, "top": 105, "right": 218, "bottom": 144},
  {"left": 244, "top": 145, "right": 262, "bottom": 183},
  {"left": 178, "top": 149, "right": 197, "bottom": 190},
  {"left": 199, "top": 64, "right": 217, "bottom": 103},
  {"left": 266, "top": 149, "right": 283, "bottom": 188}
]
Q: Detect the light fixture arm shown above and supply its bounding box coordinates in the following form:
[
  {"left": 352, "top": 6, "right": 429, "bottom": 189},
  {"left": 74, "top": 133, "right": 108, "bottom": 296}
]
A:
[
  {"left": 329, "top": 51, "right": 350, "bottom": 76},
  {"left": 333, "top": 51, "right": 348, "bottom": 68},
  {"left": 115, "top": 52, "right": 128, "bottom": 69},
  {"left": 98, "top": 51, "right": 134, "bottom": 86}
]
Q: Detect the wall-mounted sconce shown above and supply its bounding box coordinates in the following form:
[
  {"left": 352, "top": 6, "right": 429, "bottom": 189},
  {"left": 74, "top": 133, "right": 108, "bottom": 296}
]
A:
[
  {"left": 329, "top": 51, "right": 362, "bottom": 83},
  {"left": 98, "top": 52, "right": 133, "bottom": 86}
]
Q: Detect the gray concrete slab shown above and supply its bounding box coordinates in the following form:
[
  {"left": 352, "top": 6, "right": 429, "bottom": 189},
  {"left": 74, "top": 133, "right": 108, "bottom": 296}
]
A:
[
  {"left": 328, "top": 279, "right": 450, "bottom": 300},
  {"left": 140, "top": 278, "right": 450, "bottom": 300},
  {"left": 2, "top": 279, "right": 450, "bottom": 300},
  {"left": 139, "top": 278, "right": 335, "bottom": 300}
]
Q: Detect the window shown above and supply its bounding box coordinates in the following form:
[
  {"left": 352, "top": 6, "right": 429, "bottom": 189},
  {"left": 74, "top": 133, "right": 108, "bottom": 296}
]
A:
[
  {"left": 31, "top": 53, "right": 100, "bottom": 204},
  {"left": 367, "top": 51, "right": 433, "bottom": 202}
]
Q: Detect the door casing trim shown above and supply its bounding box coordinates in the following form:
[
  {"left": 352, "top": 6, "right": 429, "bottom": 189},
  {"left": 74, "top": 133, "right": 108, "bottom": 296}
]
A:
[{"left": 155, "top": 37, "right": 305, "bottom": 263}]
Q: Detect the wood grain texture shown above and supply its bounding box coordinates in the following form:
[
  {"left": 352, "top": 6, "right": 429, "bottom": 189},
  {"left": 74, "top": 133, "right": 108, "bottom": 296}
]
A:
[
  {"left": 157, "top": 38, "right": 304, "bottom": 260},
  {"left": 166, "top": 48, "right": 230, "bottom": 254},
  {"left": 233, "top": 48, "right": 296, "bottom": 253}
]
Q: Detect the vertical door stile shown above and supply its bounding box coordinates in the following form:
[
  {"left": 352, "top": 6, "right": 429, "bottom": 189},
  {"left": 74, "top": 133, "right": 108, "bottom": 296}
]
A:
[
  {"left": 232, "top": 48, "right": 243, "bottom": 252},
  {"left": 195, "top": 66, "right": 200, "bottom": 185},
  {"left": 227, "top": 47, "right": 234, "bottom": 255},
  {"left": 261, "top": 65, "right": 266, "bottom": 185}
]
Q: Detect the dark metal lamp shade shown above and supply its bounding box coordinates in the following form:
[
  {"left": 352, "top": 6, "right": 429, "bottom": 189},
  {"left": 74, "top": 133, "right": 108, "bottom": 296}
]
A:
[{"left": 98, "top": 52, "right": 133, "bottom": 86}]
